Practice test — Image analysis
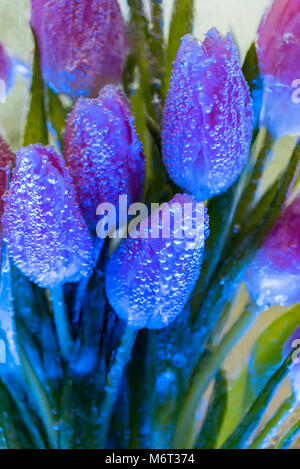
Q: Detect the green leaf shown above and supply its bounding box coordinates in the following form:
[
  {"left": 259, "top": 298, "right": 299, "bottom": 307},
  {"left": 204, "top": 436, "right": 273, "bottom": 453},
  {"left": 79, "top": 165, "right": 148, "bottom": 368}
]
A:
[
  {"left": 216, "top": 367, "right": 254, "bottom": 448},
  {"left": 11, "top": 265, "right": 63, "bottom": 403},
  {"left": 47, "top": 88, "right": 68, "bottom": 151},
  {"left": 164, "top": 0, "right": 194, "bottom": 100},
  {"left": 195, "top": 139, "right": 300, "bottom": 352},
  {"left": 241, "top": 176, "right": 281, "bottom": 237},
  {"left": 0, "top": 378, "right": 38, "bottom": 449},
  {"left": 131, "top": 85, "right": 153, "bottom": 191},
  {"left": 232, "top": 129, "right": 276, "bottom": 230},
  {"left": 242, "top": 42, "right": 263, "bottom": 137},
  {"left": 122, "top": 54, "right": 137, "bottom": 98},
  {"left": 196, "top": 370, "right": 228, "bottom": 448},
  {"left": 149, "top": 0, "right": 165, "bottom": 91},
  {"left": 23, "top": 29, "right": 48, "bottom": 147},
  {"left": 221, "top": 354, "right": 292, "bottom": 449},
  {"left": 277, "top": 418, "right": 300, "bottom": 449},
  {"left": 250, "top": 305, "right": 300, "bottom": 394},
  {"left": 191, "top": 183, "right": 239, "bottom": 328},
  {"left": 250, "top": 394, "right": 295, "bottom": 449},
  {"left": 127, "top": 0, "right": 154, "bottom": 116}
]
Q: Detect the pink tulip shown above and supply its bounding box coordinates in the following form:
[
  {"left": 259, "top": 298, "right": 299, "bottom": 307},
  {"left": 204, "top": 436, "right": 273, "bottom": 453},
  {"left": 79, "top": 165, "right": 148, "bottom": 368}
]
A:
[
  {"left": 246, "top": 193, "right": 300, "bottom": 309},
  {"left": 257, "top": 0, "right": 300, "bottom": 137},
  {"left": 31, "top": 0, "right": 127, "bottom": 98}
]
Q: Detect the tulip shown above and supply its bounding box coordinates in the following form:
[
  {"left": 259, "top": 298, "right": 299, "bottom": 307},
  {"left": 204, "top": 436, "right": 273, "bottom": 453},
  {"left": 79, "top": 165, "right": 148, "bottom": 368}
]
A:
[
  {"left": 245, "top": 194, "right": 300, "bottom": 309},
  {"left": 64, "top": 85, "right": 145, "bottom": 230},
  {"left": 31, "top": 0, "right": 127, "bottom": 98},
  {"left": 3, "top": 144, "right": 94, "bottom": 288},
  {"left": 105, "top": 194, "right": 208, "bottom": 330},
  {"left": 162, "top": 30, "right": 253, "bottom": 201},
  {"left": 257, "top": 0, "right": 300, "bottom": 137},
  {"left": 283, "top": 325, "right": 300, "bottom": 401}
]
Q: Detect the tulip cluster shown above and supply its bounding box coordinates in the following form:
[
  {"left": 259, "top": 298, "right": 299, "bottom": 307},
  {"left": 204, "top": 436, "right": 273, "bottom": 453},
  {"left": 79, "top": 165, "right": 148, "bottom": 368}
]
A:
[{"left": 0, "top": 0, "right": 300, "bottom": 451}]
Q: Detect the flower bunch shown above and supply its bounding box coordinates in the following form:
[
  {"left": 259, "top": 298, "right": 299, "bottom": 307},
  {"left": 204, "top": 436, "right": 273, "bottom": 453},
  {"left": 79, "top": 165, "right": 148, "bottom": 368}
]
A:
[{"left": 0, "top": 0, "right": 299, "bottom": 451}]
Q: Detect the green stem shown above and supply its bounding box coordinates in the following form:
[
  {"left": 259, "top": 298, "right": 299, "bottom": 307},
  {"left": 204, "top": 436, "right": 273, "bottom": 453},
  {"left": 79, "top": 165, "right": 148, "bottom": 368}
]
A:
[
  {"left": 172, "top": 303, "right": 258, "bottom": 448},
  {"left": 222, "top": 354, "right": 292, "bottom": 449},
  {"left": 73, "top": 238, "right": 104, "bottom": 323},
  {"left": 233, "top": 129, "right": 276, "bottom": 227},
  {"left": 276, "top": 417, "right": 300, "bottom": 449},
  {"left": 99, "top": 325, "right": 137, "bottom": 448},
  {"left": 50, "top": 285, "right": 73, "bottom": 362},
  {"left": 250, "top": 394, "right": 295, "bottom": 449},
  {"left": 18, "top": 344, "right": 58, "bottom": 449}
]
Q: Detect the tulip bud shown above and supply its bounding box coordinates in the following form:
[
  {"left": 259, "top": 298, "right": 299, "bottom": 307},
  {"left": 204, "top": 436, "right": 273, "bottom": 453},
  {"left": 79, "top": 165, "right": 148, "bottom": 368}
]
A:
[
  {"left": 283, "top": 325, "right": 300, "bottom": 401},
  {"left": 105, "top": 194, "right": 209, "bottom": 330},
  {"left": 65, "top": 85, "right": 145, "bottom": 230},
  {"left": 162, "top": 30, "right": 253, "bottom": 201},
  {"left": 245, "top": 194, "right": 300, "bottom": 309},
  {"left": 3, "top": 144, "right": 94, "bottom": 288},
  {"left": 31, "top": 0, "right": 127, "bottom": 98},
  {"left": 257, "top": 0, "right": 300, "bottom": 137},
  {"left": 0, "top": 43, "right": 14, "bottom": 98}
]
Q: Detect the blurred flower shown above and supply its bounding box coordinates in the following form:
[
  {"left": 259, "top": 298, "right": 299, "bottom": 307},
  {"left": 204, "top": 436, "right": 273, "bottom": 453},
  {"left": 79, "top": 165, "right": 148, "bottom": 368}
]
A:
[
  {"left": 283, "top": 325, "right": 300, "bottom": 401},
  {"left": 246, "top": 194, "right": 300, "bottom": 309},
  {"left": 31, "top": 0, "right": 127, "bottom": 98},
  {"left": 3, "top": 144, "right": 94, "bottom": 288},
  {"left": 257, "top": 0, "right": 300, "bottom": 137},
  {"left": 105, "top": 194, "right": 208, "bottom": 330},
  {"left": 162, "top": 30, "right": 253, "bottom": 201},
  {"left": 65, "top": 85, "right": 145, "bottom": 230},
  {"left": 0, "top": 43, "right": 14, "bottom": 98}
]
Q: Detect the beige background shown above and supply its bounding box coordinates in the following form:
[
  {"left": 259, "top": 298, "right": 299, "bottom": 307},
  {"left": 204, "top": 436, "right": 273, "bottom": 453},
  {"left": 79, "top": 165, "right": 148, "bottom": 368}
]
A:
[{"left": 0, "top": 0, "right": 298, "bottom": 448}]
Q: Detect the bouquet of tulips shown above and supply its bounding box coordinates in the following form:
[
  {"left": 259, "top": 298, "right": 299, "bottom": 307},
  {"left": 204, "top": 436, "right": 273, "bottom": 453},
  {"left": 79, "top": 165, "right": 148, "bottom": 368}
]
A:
[{"left": 0, "top": 0, "right": 300, "bottom": 450}]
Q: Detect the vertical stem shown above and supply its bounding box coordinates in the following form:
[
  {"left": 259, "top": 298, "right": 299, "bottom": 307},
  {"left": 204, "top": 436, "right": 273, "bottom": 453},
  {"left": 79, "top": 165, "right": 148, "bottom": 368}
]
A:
[
  {"left": 50, "top": 285, "right": 72, "bottom": 362},
  {"left": 277, "top": 418, "right": 300, "bottom": 449},
  {"left": 233, "top": 129, "right": 276, "bottom": 227},
  {"left": 73, "top": 238, "right": 104, "bottom": 324},
  {"left": 18, "top": 344, "right": 58, "bottom": 449},
  {"left": 172, "top": 303, "right": 258, "bottom": 449},
  {"left": 99, "top": 325, "right": 137, "bottom": 448},
  {"left": 250, "top": 394, "right": 295, "bottom": 449}
]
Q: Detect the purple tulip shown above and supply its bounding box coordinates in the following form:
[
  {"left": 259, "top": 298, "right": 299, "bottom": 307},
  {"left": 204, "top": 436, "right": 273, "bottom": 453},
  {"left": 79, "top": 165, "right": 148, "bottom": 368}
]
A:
[
  {"left": 3, "top": 144, "right": 94, "bottom": 288},
  {"left": 257, "top": 0, "right": 300, "bottom": 137},
  {"left": 64, "top": 85, "right": 145, "bottom": 230},
  {"left": 283, "top": 325, "right": 300, "bottom": 401},
  {"left": 162, "top": 30, "right": 253, "bottom": 201},
  {"left": 105, "top": 194, "right": 208, "bottom": 330},
  {"left": 31, "top": 0, "right": 127, "bottom": 98},
  {"left": 246, "top": 194, "right": 300, "bottom": 309}
]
